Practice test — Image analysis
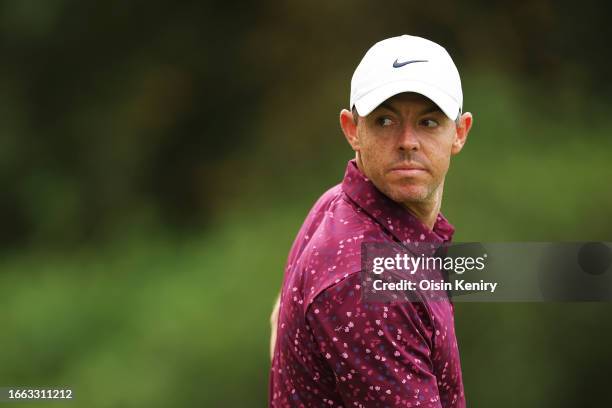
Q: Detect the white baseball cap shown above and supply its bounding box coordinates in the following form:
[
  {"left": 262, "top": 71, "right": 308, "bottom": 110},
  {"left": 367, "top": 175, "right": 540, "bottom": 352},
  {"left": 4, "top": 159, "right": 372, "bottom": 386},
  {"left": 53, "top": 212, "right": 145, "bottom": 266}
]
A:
[{"left": 350, "top": 35, "right": 463, "bottom": 120}]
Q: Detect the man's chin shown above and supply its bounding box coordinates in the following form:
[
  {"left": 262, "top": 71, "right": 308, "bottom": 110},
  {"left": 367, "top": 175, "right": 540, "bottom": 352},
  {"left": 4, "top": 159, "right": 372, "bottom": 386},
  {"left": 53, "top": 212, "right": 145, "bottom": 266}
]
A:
[{"left": 385, "top": 186, "right": 429, "bottom": 204}]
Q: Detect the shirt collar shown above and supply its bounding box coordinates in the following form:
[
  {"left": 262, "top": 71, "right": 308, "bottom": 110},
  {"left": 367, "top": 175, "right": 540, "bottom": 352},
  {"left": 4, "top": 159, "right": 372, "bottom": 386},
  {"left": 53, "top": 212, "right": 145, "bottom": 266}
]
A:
[{"left": 341, "top": 159, "right": 455, "bottom": 245}]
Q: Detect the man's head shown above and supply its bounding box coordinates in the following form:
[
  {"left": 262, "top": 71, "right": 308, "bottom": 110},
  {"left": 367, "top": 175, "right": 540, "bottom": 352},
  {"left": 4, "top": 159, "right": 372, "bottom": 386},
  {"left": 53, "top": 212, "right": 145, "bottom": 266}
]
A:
[{"left": 340, "top": 35, "right": 473, "bottom": 213}]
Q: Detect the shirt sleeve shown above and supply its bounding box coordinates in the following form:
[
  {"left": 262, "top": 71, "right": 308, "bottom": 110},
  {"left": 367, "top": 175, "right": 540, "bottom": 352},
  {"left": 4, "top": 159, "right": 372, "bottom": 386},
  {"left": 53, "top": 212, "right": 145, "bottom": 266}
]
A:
[{"left": 306, "top": 273, "right": 443, "bottom": 407}]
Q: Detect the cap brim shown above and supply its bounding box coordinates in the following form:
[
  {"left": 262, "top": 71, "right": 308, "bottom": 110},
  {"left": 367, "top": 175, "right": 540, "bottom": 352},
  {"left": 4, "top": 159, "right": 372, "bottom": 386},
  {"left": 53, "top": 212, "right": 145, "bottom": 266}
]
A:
[{"left": 353, "top": 80, "right": 460, "bottom": 120}]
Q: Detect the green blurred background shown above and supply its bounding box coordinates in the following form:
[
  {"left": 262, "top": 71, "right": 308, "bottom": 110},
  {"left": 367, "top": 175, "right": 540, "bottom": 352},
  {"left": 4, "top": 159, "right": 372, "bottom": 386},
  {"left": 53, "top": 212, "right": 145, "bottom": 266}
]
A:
[{"left": 1, "top": 0, "right": 611, "bottom": 406}]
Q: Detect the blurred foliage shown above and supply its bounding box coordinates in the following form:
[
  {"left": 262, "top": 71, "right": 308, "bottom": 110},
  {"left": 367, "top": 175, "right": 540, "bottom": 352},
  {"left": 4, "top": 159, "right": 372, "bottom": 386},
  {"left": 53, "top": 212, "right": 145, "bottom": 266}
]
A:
[
  {"left": 1, "top": 0, "right": 611, "bottom": 407},
  {"left": 1, "top": 0, "right": 611, "bottom": 247}
]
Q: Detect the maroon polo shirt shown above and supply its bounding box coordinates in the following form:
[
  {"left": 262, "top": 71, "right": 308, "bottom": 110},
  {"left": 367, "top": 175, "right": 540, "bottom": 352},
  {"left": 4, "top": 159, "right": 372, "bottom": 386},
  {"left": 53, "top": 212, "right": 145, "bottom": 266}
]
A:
[{"left": 270, "top": 159, "right": 465, "bottom": 407}]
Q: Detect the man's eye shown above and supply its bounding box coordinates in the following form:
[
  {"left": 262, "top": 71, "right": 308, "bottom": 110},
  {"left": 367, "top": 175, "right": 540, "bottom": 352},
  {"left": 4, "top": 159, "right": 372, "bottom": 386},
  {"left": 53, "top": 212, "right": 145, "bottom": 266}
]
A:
[
  {"left": 377, "top": 117, "right": 394, "bottom": 127},
  {"left": 421, "top": 118, "right": 439, "bottom": 128}
]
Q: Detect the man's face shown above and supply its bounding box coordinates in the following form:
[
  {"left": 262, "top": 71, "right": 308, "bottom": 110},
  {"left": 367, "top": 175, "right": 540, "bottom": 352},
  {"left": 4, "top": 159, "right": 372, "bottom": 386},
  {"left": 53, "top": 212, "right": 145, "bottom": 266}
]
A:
[{"left": 342, "top": 92, "right": 471, "bottom": 207}]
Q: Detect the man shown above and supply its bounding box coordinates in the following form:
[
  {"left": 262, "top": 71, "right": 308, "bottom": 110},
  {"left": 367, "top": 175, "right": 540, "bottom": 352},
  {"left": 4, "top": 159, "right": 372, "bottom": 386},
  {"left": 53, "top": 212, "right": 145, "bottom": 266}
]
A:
[{"left": 269, "top": 35, "right": 473, "bottom": 407}]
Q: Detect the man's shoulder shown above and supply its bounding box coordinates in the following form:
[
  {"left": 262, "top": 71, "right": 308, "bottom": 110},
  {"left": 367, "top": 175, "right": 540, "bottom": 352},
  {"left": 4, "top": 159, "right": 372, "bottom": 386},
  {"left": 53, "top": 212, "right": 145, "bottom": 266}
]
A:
[
  {"left": 289, "top": 183, "right": 393, "bottom": 311},
  {"left": 300, "top": 182, "right": 391, "bottom": 262}
]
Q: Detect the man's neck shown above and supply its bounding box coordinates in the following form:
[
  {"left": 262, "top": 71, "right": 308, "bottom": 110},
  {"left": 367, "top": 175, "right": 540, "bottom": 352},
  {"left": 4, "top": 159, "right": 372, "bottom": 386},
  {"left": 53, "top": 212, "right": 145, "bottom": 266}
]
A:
[{"left": 402, "top": 186, "right": 443, "bottom": 230}]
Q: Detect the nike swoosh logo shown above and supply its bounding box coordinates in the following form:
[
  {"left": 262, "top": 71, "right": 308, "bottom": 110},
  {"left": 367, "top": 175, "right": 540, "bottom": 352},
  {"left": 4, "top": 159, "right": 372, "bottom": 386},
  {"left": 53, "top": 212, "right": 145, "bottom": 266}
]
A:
[{"left": 392, "top": 59, "right": 428, "bottom": 68}]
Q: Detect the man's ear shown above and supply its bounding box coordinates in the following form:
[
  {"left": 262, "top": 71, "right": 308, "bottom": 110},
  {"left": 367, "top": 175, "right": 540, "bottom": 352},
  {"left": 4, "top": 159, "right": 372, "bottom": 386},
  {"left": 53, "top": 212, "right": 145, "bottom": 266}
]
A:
[
  {"left": 451, "top": 112, "right": 473, "bottom": 155},
  {"left": 339, "top": 109, "right": 360, "bottom": 152}
]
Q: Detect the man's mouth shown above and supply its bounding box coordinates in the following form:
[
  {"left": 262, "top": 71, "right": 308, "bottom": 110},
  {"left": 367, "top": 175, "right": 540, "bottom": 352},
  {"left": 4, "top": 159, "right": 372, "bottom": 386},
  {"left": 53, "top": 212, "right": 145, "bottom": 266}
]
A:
[{"left": 388, "top": 163, "right": 427, "bottom": 176}]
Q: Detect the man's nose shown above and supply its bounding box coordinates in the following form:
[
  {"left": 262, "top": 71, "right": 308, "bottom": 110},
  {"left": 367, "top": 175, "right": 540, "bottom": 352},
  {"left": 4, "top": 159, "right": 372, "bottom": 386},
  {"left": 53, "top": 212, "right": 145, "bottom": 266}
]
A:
[{"left": 398, "top": 124, "right": 420, "bottom": 151}]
